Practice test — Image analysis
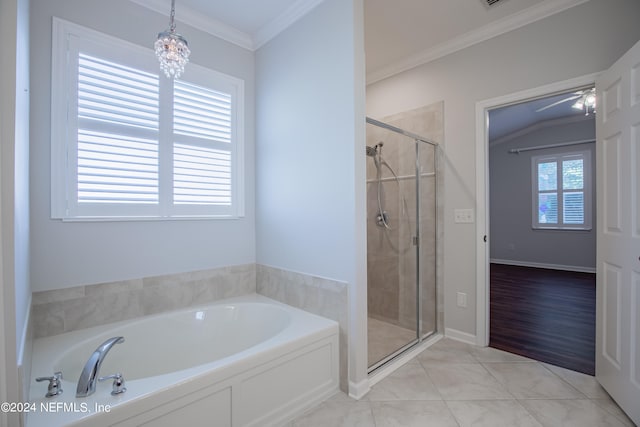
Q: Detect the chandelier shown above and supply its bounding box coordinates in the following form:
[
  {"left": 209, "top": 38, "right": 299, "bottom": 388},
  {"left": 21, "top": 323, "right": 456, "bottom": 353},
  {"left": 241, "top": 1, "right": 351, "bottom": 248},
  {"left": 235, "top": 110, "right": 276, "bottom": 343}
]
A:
[{"left": 154, "top": 0, "right": 190, "bottom": 79}]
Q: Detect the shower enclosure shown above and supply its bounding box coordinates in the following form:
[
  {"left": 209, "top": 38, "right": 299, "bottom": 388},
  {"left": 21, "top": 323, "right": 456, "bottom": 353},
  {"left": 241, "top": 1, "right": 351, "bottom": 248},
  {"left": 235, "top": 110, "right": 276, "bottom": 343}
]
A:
[{"left": 366, "top": 116, "right": 439, "bottom": 372}]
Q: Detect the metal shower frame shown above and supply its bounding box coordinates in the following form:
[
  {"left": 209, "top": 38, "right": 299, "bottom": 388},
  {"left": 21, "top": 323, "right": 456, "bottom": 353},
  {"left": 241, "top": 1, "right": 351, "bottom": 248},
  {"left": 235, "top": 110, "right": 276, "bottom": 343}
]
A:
[{"left": 365, "top": 116, "right": 440, "bottom": 373}]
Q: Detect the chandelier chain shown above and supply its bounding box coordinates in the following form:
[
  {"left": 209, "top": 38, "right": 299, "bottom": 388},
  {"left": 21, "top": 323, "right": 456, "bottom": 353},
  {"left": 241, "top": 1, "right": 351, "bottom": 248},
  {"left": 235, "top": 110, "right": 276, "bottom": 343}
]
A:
[{"left": 170, "top": 0, "right": 176, "bottom": 33}]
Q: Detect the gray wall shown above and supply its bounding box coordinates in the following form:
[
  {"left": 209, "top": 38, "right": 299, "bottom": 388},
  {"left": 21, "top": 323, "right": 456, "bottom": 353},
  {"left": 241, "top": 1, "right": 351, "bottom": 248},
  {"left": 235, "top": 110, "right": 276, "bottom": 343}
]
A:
[
  {"left": 30, "top": 0, "right": 256, "bottom": 292},
  {"left": 489, "top": 118, "right": 596, "bottom": 270},
  {"left": 367, "top": 0, "right": 640, "bottom": 337}
]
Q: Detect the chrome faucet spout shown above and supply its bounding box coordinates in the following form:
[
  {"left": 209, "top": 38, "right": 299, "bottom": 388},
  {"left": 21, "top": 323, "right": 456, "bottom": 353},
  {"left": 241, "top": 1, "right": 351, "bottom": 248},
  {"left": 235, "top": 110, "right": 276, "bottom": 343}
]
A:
[{"left": 76, "top": 336, "right": 124, "bottom": 397}]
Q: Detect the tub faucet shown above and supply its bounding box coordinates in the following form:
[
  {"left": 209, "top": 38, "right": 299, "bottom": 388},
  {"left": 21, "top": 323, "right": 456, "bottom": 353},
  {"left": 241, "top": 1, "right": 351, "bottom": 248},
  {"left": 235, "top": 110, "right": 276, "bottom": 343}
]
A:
[{"left": 76, "top": 336, "right": 124, "bottom": 397}]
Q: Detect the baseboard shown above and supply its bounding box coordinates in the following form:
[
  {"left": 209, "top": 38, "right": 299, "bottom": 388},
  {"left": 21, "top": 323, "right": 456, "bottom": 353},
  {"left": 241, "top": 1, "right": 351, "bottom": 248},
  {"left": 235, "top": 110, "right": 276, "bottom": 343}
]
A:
[
  {"left": 445, "top": 328, "right": 477, "bottom": 346},
  {"left": 490, "top": 258, "right": 596, "bottom": 274},
  {"left": 348, "top": 378, "right": 370, "bottom": 400}
]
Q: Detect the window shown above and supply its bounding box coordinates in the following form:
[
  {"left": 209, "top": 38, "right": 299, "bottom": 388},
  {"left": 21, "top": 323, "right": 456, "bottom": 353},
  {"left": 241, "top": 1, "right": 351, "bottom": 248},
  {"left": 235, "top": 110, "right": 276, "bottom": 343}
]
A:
[
  {"left": 51, "top": 18, "right": 244, "bottom": 220},
  {"left": 532, "top": 150, "right": 591, "bottom": 230}
]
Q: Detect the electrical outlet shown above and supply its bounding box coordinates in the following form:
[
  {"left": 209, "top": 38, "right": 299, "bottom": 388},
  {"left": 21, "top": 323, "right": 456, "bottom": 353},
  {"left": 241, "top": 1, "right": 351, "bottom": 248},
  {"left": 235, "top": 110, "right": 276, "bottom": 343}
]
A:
[
  {"left": 456, "top": 292, "right": 467, "bottom": 308},
  {"left": 454, "top": 208, "right": 475, "bottom": 223}
]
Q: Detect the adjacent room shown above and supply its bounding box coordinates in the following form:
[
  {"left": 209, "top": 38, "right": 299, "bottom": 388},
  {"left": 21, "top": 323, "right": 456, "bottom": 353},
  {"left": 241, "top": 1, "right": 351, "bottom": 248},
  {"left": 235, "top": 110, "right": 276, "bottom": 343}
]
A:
[
  {"left": 1, "top": 0, "right": 640, "bottom": 426},
  {"left": 488, "top": 88, "right": 597, "bottom": 375}
]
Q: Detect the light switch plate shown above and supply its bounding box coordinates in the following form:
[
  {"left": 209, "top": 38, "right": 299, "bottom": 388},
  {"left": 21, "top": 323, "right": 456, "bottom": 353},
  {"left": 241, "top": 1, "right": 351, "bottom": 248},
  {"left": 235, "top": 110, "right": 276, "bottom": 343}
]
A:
[
  {"left": 454, "top": 208, "right": 475, "bottom": 223},
  {"left": 456, "top": 292, "right": 467, "bottom": 308}
]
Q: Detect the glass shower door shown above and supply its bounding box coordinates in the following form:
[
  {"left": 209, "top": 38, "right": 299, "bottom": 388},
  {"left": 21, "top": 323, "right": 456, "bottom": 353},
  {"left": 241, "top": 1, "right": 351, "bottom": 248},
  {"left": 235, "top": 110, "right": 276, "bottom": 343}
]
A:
[
  {"left": 366, "top": 115, "right": 439, "bottom": 373},
  {"left": 366, "top": 120, "right": 420, "bottom": 371}
]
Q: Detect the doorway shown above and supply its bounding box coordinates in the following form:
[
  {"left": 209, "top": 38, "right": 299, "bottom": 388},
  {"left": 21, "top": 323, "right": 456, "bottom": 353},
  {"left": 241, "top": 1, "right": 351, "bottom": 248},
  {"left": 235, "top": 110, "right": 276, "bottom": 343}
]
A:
[
  {"left": 486, "top": 87, "right": 597, "bottom": 373},
  {"left": 475, "top": 75, "right": 600, "bottom": 338}
]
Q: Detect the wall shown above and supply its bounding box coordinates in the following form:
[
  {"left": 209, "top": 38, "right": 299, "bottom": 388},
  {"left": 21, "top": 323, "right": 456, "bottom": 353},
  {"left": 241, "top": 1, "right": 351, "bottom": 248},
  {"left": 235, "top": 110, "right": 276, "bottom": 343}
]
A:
[
  {"left": 1, "top": 0, "right": 31, "bottom": 420},
  {"left": 255, "top": 0, "right": 366, "bottom": 393},
  {"left": 490, "top": 118, "right": 596, "bottom": 271},
  {"left": 366, "top": 0, "right": 640, "bottom": 338},
  {"left": 255, "top": 0, "right": 359, "bottom": 282},
  {"left": 30, "top": 0, "right": 256, "bottom": 292}
]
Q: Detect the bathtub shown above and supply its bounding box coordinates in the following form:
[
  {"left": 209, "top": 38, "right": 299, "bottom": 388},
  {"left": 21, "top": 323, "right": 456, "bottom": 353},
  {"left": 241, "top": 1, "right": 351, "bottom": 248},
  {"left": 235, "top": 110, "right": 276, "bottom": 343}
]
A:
[{"left": 27, "top": 294, "right": 339, "bottom": 427}]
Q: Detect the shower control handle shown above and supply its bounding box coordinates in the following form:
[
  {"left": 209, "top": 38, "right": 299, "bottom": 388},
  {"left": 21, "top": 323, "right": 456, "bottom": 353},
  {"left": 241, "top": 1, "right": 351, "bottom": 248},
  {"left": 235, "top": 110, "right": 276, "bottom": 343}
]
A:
[
  {"left": 99, "top": 373, "right": 126, "bottom": 395},
  {"left": 36, "top": 371, "right": 63, "bottom": 398}
]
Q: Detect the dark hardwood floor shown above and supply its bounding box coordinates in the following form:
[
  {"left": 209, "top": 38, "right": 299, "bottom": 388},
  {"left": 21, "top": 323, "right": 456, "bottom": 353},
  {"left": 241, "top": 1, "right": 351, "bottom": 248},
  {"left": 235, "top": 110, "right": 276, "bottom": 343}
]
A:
[{"left": 490, "top": 263, "right": 596, "bottom": 375}]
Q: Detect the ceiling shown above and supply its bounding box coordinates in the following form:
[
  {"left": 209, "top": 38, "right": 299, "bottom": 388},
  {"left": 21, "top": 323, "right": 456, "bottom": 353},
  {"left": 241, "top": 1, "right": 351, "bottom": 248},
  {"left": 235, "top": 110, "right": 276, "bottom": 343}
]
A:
[
  {"left": 131, "top": 0, "right": 592, "bottom": 135},
  {"left": 488, "top": 88, "right": 596, "bottom": 142},
  {"left": 132, "top": 0, "right": 589, "bottom": 68}
]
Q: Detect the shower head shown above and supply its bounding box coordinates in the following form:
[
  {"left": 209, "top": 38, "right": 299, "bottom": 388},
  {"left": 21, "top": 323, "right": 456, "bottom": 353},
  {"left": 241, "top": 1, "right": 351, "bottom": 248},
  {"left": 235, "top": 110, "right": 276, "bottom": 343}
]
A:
[{"left": 365, "top": 142, "right": 384, "bottom": 157}]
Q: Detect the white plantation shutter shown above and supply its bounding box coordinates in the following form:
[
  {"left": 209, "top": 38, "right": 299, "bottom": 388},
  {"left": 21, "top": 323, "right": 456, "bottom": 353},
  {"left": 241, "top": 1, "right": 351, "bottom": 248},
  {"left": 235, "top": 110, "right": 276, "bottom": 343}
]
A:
[
  {"left": 532, "top": 150, "right": 591, "bottom": 230},
  {"left": 51, "top": 19, "right": 244, "bottom": 220},
  {"left": 173, "top": 80, "right": 232, "bottom": 142},
  {"left": 173, "top": 81, "right": 232, "bottom": 208},
  {"left": 77, "top": 54, "right": 160, "bottom": 206},
  {"left": 173, "top": 144, "right": 232, "bottom": 205}
]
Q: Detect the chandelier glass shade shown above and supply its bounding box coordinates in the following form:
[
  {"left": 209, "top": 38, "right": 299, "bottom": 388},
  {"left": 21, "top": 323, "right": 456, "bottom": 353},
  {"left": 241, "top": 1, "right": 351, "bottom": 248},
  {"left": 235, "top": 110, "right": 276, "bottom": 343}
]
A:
[{"left": 155, "top": 0, "right": 190, "bottom": 79}]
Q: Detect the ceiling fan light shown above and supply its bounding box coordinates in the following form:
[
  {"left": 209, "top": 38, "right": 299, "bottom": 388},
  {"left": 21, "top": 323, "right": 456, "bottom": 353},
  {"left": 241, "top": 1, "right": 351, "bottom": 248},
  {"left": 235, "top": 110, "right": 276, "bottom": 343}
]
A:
[{"left": 585, "top": 94, "right": 596, "bottom": 107}]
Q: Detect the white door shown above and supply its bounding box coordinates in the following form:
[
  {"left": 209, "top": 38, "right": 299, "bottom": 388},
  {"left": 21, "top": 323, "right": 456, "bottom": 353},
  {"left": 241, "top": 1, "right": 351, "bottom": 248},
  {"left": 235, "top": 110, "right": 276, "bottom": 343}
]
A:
[{"left": 595, "top": 38, "right": 640, "bottom": 426}]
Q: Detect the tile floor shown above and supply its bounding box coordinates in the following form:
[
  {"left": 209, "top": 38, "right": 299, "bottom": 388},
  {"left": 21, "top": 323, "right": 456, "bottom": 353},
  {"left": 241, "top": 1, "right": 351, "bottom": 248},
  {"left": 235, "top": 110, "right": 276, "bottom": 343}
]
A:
[{"left": 288, "top": 338, "right": 636, "bottom": 427}]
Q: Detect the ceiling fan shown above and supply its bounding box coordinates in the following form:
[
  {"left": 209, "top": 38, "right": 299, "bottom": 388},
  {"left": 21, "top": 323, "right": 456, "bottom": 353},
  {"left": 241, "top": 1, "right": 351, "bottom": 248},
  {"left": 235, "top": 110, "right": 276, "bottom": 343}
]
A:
[{"left": 535, "top": 87, "right": 596, "bottom": 115}]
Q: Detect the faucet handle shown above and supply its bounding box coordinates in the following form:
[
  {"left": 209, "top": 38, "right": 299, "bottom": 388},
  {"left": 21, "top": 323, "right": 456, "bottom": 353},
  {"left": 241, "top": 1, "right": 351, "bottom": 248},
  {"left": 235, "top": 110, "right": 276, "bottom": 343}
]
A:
[
  {"left": 36, "top": 371, "right": 63, "bottom": 398},
  {"left": 99, "top": 373, "right": 126, "bottom": 395}
]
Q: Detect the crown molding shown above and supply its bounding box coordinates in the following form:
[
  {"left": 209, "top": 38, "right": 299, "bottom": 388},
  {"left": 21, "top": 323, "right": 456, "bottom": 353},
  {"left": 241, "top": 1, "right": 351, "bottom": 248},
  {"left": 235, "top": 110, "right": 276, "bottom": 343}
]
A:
[
  {"left": 366, "top": 0, "right": 591, "bottom": 84},
  {"left": 129, "top": 0, "right": 253, "bottom": 49},
  {"left": 130, "top": 0, "right": 324, "bottom": 51},
  {"left": 253, "top": 0, "right": 325, "bottom": 49}
]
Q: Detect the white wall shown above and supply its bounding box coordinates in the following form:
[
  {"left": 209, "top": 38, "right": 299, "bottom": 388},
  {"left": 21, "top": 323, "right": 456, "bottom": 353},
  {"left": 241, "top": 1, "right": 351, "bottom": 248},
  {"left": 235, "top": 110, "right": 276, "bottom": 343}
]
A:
[
  {"left": 255, "top": 0, "right": 367, "bottom": 391},
  {"left": 14, "top": 0, "right": 30, "bottom": 360},
  {"left": 255, "top": 0, "right": 362, "bottom": 282},
  {"left": 1, "top": 0, "right": 30, "bottom": 420},
  {"left": 367, "top": 0, "right": 640, "bottom": 337},
  {"left": 30, "top": 0, "right": 256, "bottom": 291},
  {"left": 490, "top": 118, "right": 596, "bottom": 270}
]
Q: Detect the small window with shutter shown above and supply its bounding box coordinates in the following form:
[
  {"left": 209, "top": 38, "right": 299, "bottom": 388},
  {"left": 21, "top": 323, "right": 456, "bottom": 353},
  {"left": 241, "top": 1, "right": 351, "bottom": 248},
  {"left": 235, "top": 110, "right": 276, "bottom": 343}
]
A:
[{"left": 531, "top": 150, "right": 591, "bottom": 230}]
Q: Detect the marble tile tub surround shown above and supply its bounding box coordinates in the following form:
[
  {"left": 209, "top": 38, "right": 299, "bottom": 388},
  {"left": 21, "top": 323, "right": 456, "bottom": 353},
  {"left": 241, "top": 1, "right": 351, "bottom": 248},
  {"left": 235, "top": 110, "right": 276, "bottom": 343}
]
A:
[
  {"left": 256, "top": 264, "right": 349, "bottom": 392},
  {"left": 31, "top": 264, "right": 256, "bottom": 338},
  {"left": 287, "top": 338, "right": 636, "bottom": 427}
]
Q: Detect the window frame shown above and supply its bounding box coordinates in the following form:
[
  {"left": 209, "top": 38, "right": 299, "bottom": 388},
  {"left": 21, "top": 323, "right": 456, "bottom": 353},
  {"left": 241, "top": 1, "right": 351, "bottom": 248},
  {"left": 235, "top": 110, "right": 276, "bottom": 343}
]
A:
[
  {"left": 51, "top": 17, "right": 244, "bottom": 221},
  {"left": 531, "top": 149, "right": 592, "bottom": 231}
]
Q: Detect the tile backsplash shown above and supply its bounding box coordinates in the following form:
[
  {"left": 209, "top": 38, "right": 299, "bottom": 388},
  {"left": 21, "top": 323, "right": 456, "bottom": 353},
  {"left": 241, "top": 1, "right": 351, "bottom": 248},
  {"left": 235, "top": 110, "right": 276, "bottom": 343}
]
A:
[
  {"left": 31, "top": 264, "right": 256, "bottom": 338},
  {"left": 256, "top": 264, "right": 349, "bottom": 392}
]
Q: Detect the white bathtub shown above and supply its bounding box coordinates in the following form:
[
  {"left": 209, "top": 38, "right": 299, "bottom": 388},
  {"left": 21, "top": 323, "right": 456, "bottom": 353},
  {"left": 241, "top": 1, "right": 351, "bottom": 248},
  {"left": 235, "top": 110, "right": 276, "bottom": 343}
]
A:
[{"left": 28, "top": 294, "right": 339, "bottom": 427}]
